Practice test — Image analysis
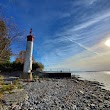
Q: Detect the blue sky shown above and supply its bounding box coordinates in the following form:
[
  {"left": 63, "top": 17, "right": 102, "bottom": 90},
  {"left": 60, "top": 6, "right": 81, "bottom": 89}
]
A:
[{"left": 1, "top": 0, "right": 110, "bottom": 71}]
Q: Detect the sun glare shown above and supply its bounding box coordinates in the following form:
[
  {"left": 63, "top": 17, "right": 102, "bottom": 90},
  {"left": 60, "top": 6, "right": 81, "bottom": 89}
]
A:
[{"left": 105, "top": 39, "right": 110, "bottom": 47}]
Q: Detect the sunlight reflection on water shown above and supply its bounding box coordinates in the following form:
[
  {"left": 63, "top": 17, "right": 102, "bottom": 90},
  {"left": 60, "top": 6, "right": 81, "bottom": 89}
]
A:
[
  {"left": 72, "top": 71, "right": 110, "bottom": 91},
  {"left": 104, "top": 71, "right": 110, "bottom": 75}
]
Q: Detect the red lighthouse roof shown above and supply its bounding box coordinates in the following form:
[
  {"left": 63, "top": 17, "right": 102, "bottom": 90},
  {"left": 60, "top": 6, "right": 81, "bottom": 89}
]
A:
[{"left": 27, "top": 28, "right": 34, "bottom": 41}]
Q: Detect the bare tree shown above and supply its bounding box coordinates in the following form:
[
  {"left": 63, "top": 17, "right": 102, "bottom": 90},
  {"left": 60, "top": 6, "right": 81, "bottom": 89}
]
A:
[{"left": 0, "top": 16, "right": 23, "bottom": 63}]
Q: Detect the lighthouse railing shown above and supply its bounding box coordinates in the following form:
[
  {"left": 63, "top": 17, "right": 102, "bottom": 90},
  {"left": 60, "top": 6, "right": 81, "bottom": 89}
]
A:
[{"left": 44, "top": 68, "right": 71, "bottom": 73}]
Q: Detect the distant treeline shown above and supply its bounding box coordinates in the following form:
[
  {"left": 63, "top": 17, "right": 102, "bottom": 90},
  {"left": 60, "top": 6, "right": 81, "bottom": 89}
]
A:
[{"left": 0, "top": 62, "right": 44, "bottom": 72}]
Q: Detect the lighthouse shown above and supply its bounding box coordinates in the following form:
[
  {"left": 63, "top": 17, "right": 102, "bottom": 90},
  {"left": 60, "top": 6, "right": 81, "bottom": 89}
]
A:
[{"left": 23, "top": 29, "right": 34, "bottom": 80}]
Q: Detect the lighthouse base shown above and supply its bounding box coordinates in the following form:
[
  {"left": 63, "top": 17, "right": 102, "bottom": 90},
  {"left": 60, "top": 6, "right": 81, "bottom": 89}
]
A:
[
  {"left": 21, "top": 72, "right": 33, "bottom": 81},
  {"left": 28, "top": 72, "right": 33, "bottom": 81}
]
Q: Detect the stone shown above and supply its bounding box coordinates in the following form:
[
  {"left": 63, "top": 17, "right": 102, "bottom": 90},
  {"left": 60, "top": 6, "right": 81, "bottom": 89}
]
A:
[
  {"left": 83, "top": 107, "right": 89, "bottom": 110},
  {"left": 2, "top": 77, "right": 110, "bottom": 110},
  {"left": 4, "top": 91, "right": 9, "bottom": 94},
  {"left": 79, "top": 90, "right": 84, "bottom": 94},
  {"left": 90, "top": 104, "right": 96, "bottom": 109},
  {"left": 72, "top": 105, "right": 77, "bottom": 110}
]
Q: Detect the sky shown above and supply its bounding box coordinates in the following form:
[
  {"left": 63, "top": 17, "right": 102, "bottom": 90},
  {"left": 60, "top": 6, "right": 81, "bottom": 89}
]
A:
[{"left": 0, "top": 0, "right": 110, "bottom": 71}]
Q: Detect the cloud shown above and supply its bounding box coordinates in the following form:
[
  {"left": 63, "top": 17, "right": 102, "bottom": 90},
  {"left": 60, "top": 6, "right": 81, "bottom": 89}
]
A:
[
  {"left": 40, "top": 9, "right": 110, "bottom": 68},
  {"left": 60, "top": 11, "right": 110, "bottom": 34},
  {"left": 50, "top": 10, "right": 110, "bottom": 54},
  {"left": 89, "top": 0, "right": 98, "bottom": 5},
  {"left": 85, "top": 0, "right": 98, "bottom": 5},
  {"left": 64, "top": 37, "right": 99, "bottom": 55},
  {"left": 72, "top": 0, "right": 98, "bottom": 6},
  {"left": 50, "top": 48, "right": 110, "bottom": 71},
  {"left": 5, "top": 0, "right": 110, "bottom": 70},
  {"left": 49, "top": 36, "right": 110, "bottom": 71}
]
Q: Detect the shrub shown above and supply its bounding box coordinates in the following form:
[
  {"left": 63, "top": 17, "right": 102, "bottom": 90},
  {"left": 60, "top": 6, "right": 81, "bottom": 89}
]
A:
[
  {"left": 0, "top": 62, "right": 44, "bottom": 72},
  {"left": 0, "top": 75, "right": 4, "bottom": 85},
  {"left": 0, "top": 84, "right": 15, "bottom": 92}
]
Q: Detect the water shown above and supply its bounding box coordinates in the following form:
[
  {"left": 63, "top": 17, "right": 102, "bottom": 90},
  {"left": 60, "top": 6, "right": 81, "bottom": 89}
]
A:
[{"left": 71, "top": 71, "right": 110, "bottom": 91}]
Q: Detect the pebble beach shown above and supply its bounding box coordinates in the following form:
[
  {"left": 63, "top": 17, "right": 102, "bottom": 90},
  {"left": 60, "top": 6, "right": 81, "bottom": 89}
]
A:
[{"left": 1, "top": 76, "right": 110, "bottom": 110}]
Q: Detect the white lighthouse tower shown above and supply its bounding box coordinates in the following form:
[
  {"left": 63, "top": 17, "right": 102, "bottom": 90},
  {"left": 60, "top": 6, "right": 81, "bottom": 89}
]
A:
[{"left": 23, "top": 29, "right": 34, "bottom": 80}]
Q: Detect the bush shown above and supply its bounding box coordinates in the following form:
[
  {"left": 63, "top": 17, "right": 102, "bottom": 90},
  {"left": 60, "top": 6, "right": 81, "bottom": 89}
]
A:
[
  {"left": 0, "top": 62, "right": 44, "bottom": 72},
  {"left": 13, "top": 79, "right": 19, "bottom": 85},
  {"left": 0, "top": 84, "right": 15, "bottom": 92},
  {"left": 0, "top": 75, "right": 4, "bottom": 85},
  {"left": 32, "top": 62, "right": 44, "bottom": 70}
]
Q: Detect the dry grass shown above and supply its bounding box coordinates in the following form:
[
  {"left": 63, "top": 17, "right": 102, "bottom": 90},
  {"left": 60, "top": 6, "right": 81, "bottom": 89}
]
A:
[
  {"left": 0, "top": 93, "right": 3, "bottom": 100},
  {"left": 0, "top": 84, "right": 15, "bottom": 93},
  {"left": 0, "top": 76, "right": 22, "bottom": 101},
  {"left": 0, "top": 75, "right": 4, "bottom": 85}
]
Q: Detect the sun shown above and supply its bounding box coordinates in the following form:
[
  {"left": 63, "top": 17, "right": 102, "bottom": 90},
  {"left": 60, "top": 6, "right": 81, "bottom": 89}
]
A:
[{"left": 105, "top": 39, "right": 110, "bottom": 47}]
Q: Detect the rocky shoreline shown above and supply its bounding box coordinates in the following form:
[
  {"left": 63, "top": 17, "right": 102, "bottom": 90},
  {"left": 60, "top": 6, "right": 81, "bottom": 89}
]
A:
[{"left": 1, "top": 76, "right": 110, "bottom": 110}]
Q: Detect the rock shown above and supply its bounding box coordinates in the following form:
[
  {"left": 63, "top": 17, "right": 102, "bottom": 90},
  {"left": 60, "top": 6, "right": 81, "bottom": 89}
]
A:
[
  {"left": 28, "top": 107, "right": 33, "bottom": 110},
  {"left": 97, "top": 98, "right": 103, "bottom": 103},
  {"left": 34, "top": 101, "right": 39, "bottom": 105},
  {"left": 72, "top": 105, "right": 77, "bottom": 110},
  {"left": 79, "top": 90, "right": 84, "bottom": 95},
  {"left": 1, "top": 78, "right": 110, "bottom": 110},
  {"left": 91, "top": 94, "right": 103, "bottom": 102},
  {"left": 0, "top": 85, "right": 2, "bottom": 89},
  {"left": 11, "top": 105, "right": 21, "bottom": 110},
  {"left": 104, "top": 104, "right": 110, "bottom": 108},
  {"left": 2, "top": 89, "right": 28, "bottom": 107},
  {"left": 4, "top": 91, "right": 9, "bottom": 94},
  {"left": 4, "top": 81, "right": 12, "bottom": 85},
  {"left": 85, "top": 95, "right": 91, "bottom": 100},
  {"left": 83, "top": 107, "right": 89, "bottom": 110},
  {"left": 11, "top": 89, "right": 23, "bottom": 93},
  {"left": 104, "top": 96, "right": 110, "bottom": 100},
  {"left": 90, "top": 103, "right": 96, "bottom": 109},
  {"left": 1, "top": 100, "right": 7, "bottom": 105},
  {"left": 61, "top": 105, "right": 65, "bottom": 108},
  {"left": 99, "top": 104, "right": 104, "bottom": 108},
  {"left": 24, "top": 101, "right": 30, "bottom": 106}
]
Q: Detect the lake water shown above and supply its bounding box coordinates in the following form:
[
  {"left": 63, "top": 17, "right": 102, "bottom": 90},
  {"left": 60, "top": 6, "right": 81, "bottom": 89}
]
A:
[{"left": 71, "top": 71, "right": 110, "bottom": 91}]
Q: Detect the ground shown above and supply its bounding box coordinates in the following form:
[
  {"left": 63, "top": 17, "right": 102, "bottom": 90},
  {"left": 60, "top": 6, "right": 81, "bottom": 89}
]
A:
[{"left": 0, "top": 76, "right": 110, "bottom": 110}]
